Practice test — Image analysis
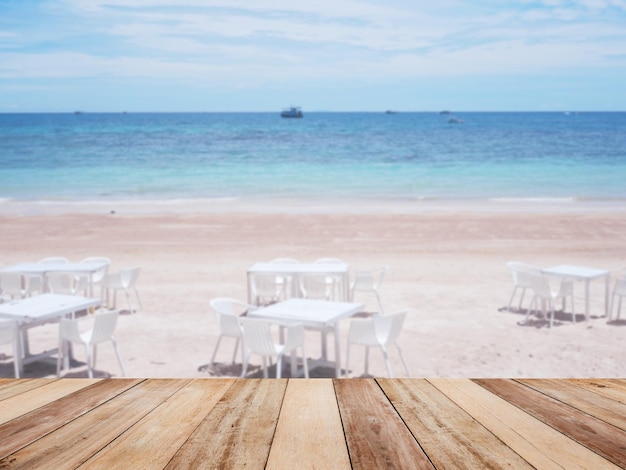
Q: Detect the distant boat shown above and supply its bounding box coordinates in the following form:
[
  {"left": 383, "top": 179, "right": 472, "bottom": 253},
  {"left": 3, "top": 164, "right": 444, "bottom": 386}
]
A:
[
  {"left": 447, "top": 116, "right": 464, "bottom": 124},
  {"left": 281, "top": 106, "right": 303, "bottom": 118},
  {"left": 439, "top": 110, "right": 452, "bottom": 115},
  {"left": 385, "top": 110, "right": 398, "bottom": 114}
]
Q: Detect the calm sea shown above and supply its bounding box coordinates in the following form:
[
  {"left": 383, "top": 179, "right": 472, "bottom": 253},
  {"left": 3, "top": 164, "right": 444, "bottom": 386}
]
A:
[{"left": 1, "top": 111, "right": 625, "bottom": 213}]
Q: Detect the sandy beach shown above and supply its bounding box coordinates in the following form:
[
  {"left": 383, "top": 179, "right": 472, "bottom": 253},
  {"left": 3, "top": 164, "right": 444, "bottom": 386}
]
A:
[{"left": 1, "top": 203, "right": 625, "bottom": 379}]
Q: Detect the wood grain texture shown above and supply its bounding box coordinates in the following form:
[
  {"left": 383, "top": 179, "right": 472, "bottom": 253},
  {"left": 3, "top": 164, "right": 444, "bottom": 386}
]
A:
[
  {"left": 0, "top": 378, "right": 189, "bottom": 469},
  {"left": 165, "top": 378, "right": 287, "bottom": 470},
  {"left": 266, "top": 379, "right": 351, "bottom": 470},
  {"left": 429, "top": 378, "right": 619, "bottom": 470},
  {"left": 568, "top": 379, "right": 626, "bottom": 405},
  {"left": 518, "top": 378, "right": 626, "bottom": 432},
  {"left": 474, "top": 378, "right": 626, "bottom": 468},
  {"left": 0, "top": 378, "right": 142, "bottom": 460},
  {"left": 0, "top": 378, "right": 99, "bottom": 426},
  {"left": 0, "top": 378, "right": 59, "bottom": 402},
  {"left": 380, "top": 379, "right": 531, "bottom": 469},
  {"left": 335, "top": 378, "right": 433, "bottom": 469},
  {"left": 80, "top": 378, "right": 234, "bottom": 469}
]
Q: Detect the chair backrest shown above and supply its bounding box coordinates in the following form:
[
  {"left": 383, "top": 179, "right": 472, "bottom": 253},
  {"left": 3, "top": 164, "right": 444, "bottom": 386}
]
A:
[
  {"left": 81, "top": 257, "right": 111, "bottom": 282},
  {"left": 249, "top": 273, "right": 285, "bottom": 302},
  {"left": 507, "top": 262, "right": 541, "bottom": 287},
  {"left": 0, "top": 272, "right": 26, "bottom": 297},
  {"left": 349, "top": 311, "right": 408, "bottom": 347},
  {"left": 210, "top": 298, "right": 250, "bottom": 337},
  {"left": 48, "top": 271, "right": 88, "bottom": 295},
  {"left": 374, "top": 311, "right": 408, "bottom": 346},
  {"left": 90, "top": 311, "right": 120, "bottom": 344},
  {"left": 299, "top": 273, "right": 331, "bottom": 300},
  {"left": 352, "top": 265, "right": 389, "bottom": 291},
  {"left": 120, "top": 267, "right": 141, "bottom": 289},
  {"left": 240, "top": 318, "right": 278, "bottom": 356},
  {"left": 528, "top": 273, "right": 552, "bottom": 298},
  {"left": 59, "top": 310, "right": 120, "bottom": 345}
]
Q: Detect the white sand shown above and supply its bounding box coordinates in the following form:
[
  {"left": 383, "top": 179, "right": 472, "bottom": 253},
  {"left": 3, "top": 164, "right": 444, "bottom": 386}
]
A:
[{"left": 1, "top": 202, "right": 625, "bottom": 378}]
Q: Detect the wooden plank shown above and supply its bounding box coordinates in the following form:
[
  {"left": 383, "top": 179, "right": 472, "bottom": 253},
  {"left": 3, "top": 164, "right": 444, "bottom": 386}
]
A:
[
  {"left": 379, "top": 379, "right": 532, "bottom": 469},
  {"left": 266, "top": 379, "right": 351, "bottom": 470},
  {"left": 474, "top": 379, "right": 626, "bottom": 468},
  {"left": 430, "top": 378, "right": 619, "bottom": 470},
  {"left": 0, "top": 378, "right": 59, "bottom": 401},
  {"left": 0, "top": 378, "right": 142, "bottom": 460},
  {"left": 78, "top": 378, "right": 234, "bottom": 469},
  {"left": 165, "top": 378, "right": 287, "bottom": 470},
  {"left": 0, "top": 378, "right": 99, "bottom": 426},
  {"left": 518, "top": 379, "right": 626, "bottom": 432},
  {"left": 335, "top": 378, "right": 433, "bottom": 469},
  {"left": 567, "top": 379, "right": 626, "bottom": 405},
  {"left": 0, "top": 378, "right": 189, "bottom": 469}
]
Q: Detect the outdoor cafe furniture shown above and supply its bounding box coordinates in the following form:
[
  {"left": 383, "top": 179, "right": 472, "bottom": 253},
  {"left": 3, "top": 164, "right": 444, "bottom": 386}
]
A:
[
  {"left": 57, "top": 309, "right": 125, "bottom": 378},
  {"left": 246, "top": 260, "right": 351, "bottom": 305},
  {"left": 239, "top": 317, "right": 309, "bottom": 378},
  {"left": 2, "top": 259, "right": 110, "bottom": 297},
  {"left": 540, "top": 264, "right": 610, "bottom": 320},
  {"left": 247, "top": 298, "right": 363, "bottom": 378},
  {"left": 525, "top": 273, "right": 575, "bottom": 328},
  {"left": 209, "top": 297, "right": 255, "bottom": 368},
  {"left": 345, "top": 310, "right": 410, "bottom": 378},
  {"left": 610, "top": 276, "right": 626, "bottom": 322},
  {"left": 0, "top": 294, "right": 101, "bottom": 376}
]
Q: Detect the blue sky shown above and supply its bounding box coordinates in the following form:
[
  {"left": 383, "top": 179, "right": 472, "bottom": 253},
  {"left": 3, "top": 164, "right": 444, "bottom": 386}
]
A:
[{"left": 1, "top": 0, "right": 626, "bottom": 112}]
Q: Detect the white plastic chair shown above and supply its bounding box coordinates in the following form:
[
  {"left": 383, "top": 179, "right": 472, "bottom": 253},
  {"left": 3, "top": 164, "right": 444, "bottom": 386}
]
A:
[
  {"left": 240, "top": 318, "right": 309, "bottom": 378},
  {"left": 56, "top": 310, "right": 125, "bottom": 378},
  {"left": 0, "top": 319, "right": 20, "bottom": 378},
  {"left": 506, "top": 262, "right": 542, "bottom": 311},
  {"left": 249, "top": 272, "right": 287, "bottom": 307},
  {"left": 28, "top": 257, "right": 70, "bottom": 293},
  {"left": 102, "top": 267, "right": 142, "bottom": 313},
  {"left": 209, "top": 298, "right": 255, "bottom": 367},
  {"left": 313, "top": 258, "right": 346, "bottom": 300},
  {"left": 345, "top": 311, "right": 410, "bottom": 378},
  {"left": 609, "top": 277, "right": 626, "bottom": 322},
  {"left": 0, "top": 272, "right": 29, "bottom": 300},
  {"left": 47, "top": 271, "right": 89, "bottom": 296},
  {"left": 350, "top": 265, "right": 389, "bottom": 314},
  {"left": 80, "top": 257, "right": 110, "bottom": 297},
  {"left": 522, "top": 273, "right": 575, "bottom": 328}
]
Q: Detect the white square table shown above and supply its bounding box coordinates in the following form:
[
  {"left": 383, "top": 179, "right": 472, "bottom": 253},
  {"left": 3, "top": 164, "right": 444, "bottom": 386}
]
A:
[
  {"left": 0, "top": 294, "right": 101, "bottom": 376},
  {"left": 247, "top": 298, "right": 364, "bottom": 377},
  {"left": 247, "top": 262, "right": 350, "bottom": 303},
  {"left": 541, "top": 265, "right": 611, "bottom": 321},
  {"left": 3, "top": 261, "right": 109, "bottom": 297}
]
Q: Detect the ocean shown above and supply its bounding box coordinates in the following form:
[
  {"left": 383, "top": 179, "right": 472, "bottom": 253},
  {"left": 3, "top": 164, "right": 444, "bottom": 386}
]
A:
[{"left": 1, "top": 111, "right": 625, "bottom": 213}]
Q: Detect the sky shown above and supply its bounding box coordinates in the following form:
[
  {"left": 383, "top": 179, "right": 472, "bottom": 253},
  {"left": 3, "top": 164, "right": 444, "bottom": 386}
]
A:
[{"left": 1, "top": 0, "right": 626, "bottom": 112}]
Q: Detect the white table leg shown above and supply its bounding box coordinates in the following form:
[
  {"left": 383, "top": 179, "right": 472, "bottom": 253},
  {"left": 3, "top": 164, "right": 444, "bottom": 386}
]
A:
[
  {"left": 604, "top": 274, "right": 610, "bottom": 317},
  {"left": 334, "top": 323, "right": 341, "bottom": 378},
  {"left": 585, "top": 279, "right": 591, "bottom": 321}
]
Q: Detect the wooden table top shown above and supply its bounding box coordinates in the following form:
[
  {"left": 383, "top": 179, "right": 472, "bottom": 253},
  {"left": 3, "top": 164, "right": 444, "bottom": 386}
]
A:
[{"left": 1, "top": 378, "right": 625, "bottom": 469}]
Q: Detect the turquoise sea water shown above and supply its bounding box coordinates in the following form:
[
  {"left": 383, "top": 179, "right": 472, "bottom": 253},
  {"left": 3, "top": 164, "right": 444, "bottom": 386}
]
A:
[{"left": 1, "top": 112, "right": 625, "bottom": 209}]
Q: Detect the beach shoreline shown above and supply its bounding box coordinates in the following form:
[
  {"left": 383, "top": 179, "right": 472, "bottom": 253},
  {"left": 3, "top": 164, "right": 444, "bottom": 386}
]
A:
[{"left": 1, "top": 208, "right": 625, "bottom": 379}]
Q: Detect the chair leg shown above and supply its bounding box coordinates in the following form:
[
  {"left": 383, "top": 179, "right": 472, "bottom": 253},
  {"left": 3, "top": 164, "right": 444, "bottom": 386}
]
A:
[
  {"left": 375, "top": 291, "right": 384, "bottom": 314},
  {"left": 261, "top": 356, "right": 269, "bottom": 378},
  {"left": 396, "top": 344, "right": 410, "bottom": 377},
  {"left": 518, "top": 287, "right": 526, "bottom": 311},
  {"left": 231, "top": 337, "right": 240, "bottom": 364},
  {"left": 276, "top": 355, "right": 282, "bottom": 379},
  {"left": 210, "top": 335, "right": 223, "bottom": 366},
  {"left": 301, "top": 346, "right": 309, "bottom": 379},
  {"left": 241, "top": 352, "right": 251, "bottom": 378},
  {"left": 111, "top": 338, "right": 125, "bottom": 377},
  {"left": 507, "top": 286, "right": 518, "bottom": 310},
  {"left": 85, "top": 344, "right": 93, "bottom": 379},
  {"left": 345, "top": 343, "right": 351, "bottom": 378},
  {"left": 133, "top": 287, "right": 143, "bottom": 310},
  {"left": 364, "top": 346, "right": 370, "bottom": 376},
  {"left": 382, "top": 347, "right": 393, "bottom": 378}
]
